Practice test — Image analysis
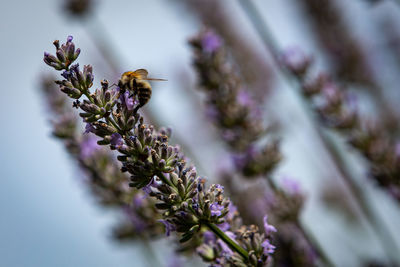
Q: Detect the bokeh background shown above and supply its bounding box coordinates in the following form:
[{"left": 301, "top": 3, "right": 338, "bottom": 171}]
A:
[{"left": 1, "top": 0, "right": 400, "bottom": 266}]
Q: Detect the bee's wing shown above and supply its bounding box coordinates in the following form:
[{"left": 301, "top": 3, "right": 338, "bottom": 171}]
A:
[
  {"left": 132, "top": 69, "right": 149, "bottom": 79},
  {"left": 144, "top": 78, "right": 167, "bottom": 81}
]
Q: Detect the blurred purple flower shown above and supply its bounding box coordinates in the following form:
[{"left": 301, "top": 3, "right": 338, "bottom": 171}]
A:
[
  {"left": 80, "top": 136, "right": 100, "bottom": 159},
  {"left": 237, "top": 90, "right": 253, "bottom": 107},
  {"left": 205, "top": 106, "right": 219, "bottom": 121},
  {"left": 132, "top": 194, "right": 145, "bottom": 207},
  {"left": 261, "top": 239, "right": 276, "bottom": 255},
  {"left": 263, "top": 215, "right": 277, "bottom": 235},
  {"left": 281, "top": 176, "right": 302, "bottom": 196},
  {"left": 218, "top": 203, "right": 237, "bottom": 231},
  {"left": 232, "top": 145, "right": 257, "bottom": 169},
  {"left": 280, "top": 47, "right": 312, "bottom": 75},
  {"left": 123, "top": 205, "right": 146, "bottom": 232},
  {"left": 203, "top": 230, "right": 216, "bottom": 244},
  {"left": 221, "top": 130, "right": 236, "bottom": 142},
  {"left": 217, "top": 231, "right": 236, "bottom": 256},
  {"left": 202, "top": 30, "right": 222, "bottom": 53},
  {"left": 167, "top": 253, "right": 184, "bottom": 267}
]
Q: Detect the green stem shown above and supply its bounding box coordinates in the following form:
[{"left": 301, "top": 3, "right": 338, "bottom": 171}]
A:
[
  {"left": 157, "top": 172, "right": 174, "bottom": 188},
  {"left": 205, "top": 222, "right": 249, "bottom": 260},
  {"left": 106, "top": 116, "right": 121, "bottom": 133},
  {"left": 83, "top": 91, "right": 94, "bottom": 103}
]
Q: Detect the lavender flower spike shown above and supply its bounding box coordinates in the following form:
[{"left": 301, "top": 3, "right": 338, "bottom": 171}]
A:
[{"left": 43, "top": 36, "right": 276, "bottom": 266}]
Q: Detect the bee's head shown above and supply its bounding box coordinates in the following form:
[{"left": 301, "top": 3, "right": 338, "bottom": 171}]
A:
[{"left": 119, "top": 72, "right": 131, "bottom": 85}]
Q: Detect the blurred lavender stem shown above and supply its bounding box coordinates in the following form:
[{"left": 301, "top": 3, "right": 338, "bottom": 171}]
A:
[
  {"left": 191, "top": 29, "right": 332, "bottom": 266},
  {"left": 141, "top": 237, "right": 162, "bottom": 267},
  {"left": 264, "top": 177, "right": 333, "bottom": 267},
  {"left": 237, "top": 0, "right": 400, "bottom": 262},
  {"left": 300, "top": 0, "right": 398, "bottom": 135}
]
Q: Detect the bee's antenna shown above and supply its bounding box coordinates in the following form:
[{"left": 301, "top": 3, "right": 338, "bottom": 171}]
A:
[{"left": 108, "top": 83, "right": 117, "bottom": 89}]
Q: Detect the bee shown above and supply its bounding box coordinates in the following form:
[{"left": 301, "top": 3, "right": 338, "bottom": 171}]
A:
[{"left": 117, "top": 69, "right": 166, "bottom": 112}]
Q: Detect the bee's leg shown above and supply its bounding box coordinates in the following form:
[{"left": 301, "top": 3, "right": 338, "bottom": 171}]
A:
[
  {"left": 133, "top": 104, "right": 142, "bottom": 114},
  {"left": 133, "top": 105, "right": 141, "bottom": 114},
  {"left": 108, "top": 83, "right": 117, "bottom": 89}
]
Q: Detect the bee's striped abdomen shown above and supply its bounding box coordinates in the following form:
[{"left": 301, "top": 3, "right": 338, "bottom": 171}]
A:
[{"left": 135, "top": 80, "right": 152, "bottom": 107}]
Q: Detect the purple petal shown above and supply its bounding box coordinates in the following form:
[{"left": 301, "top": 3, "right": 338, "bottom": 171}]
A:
[{"left": 263, "top": 215, "right": 277, "bottom": 235}]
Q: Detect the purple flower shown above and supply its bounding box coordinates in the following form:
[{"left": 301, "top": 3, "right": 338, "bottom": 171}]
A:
[
  {"left": 159, "top": 219, "right": 176, "bottom": 236},
  {"left": 61, "top": 70, "right": 72, "bottom": 80},
  {"left": 226, "top": 203, "right": 237, "bottom": 221},
  {"left": 281, "top": 176, "right": 301, "bottom": 196},
  {"left": 217, "top": 231, "right": 236, "bottom": 256},
  {"left": 237, "top": 90, "right": 254, "bottom": 107},
  {"left": 120, "top": 91, "right": 136, "bottom": 111},
  {"left": 210, "top": 203, "right": 224, "bottom": 217},
  {"left": 221, "top": 130, "right": 236, "bottom": 142},
  {"left": 110, "top": 133, "right": 124, "bottom": 148},
  {"left": 280, "top": 47, "right": 311, "bottom": 75},
  {"left": 167, "top": 254, "right": 184, "bottom": 267},
  {"left": 84, "top": 123, "right": 95, "bottom": 134},
  {"left": 232, "top": 145, "right": 257, "bottom": 169},
  {"left": 132, "top": 194, "right": 145, "bottom": 207},
  {"left": 123, "top": 205, "right": 146, "bottom": 232},
  {"left": 218, "top": 222, "right": 230, "bottom": 232},
  {"left": 261, "top": 239, "right": 276, "bottom": 255},
  {"left": 70, "top": 63, "right": 80, "bottom": 73},
  {"left": 80, "top": 136, "right": 100, "bottom": 159},
  {"left": 219, "top": 202, "right": 237, "bottom": 231},
  {"left": 203, "top": 230, "right": 216, "bottom": 244},
  {"left": 205, "top": 106, "right": 219, "bottom": 121},
  {"left": 202, "top": 31, "right": 222, "bottom": 53},
  {"left": 263, "top": 215, "right": 277, "bottom": 235}
]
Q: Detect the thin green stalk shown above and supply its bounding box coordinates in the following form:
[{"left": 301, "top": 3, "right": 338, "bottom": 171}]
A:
[
  {"left": 106, "top": 117, "right": 121, "bottom": 133},
  {"left": 237, "top": 0, "right": 399, "bottom": 262},
  {"left": 157, "top": 172, "right": 174, "bottom": 188},
  {"left": 294, "top": 221, "right": 334, "bottom": 267},
  {"left": 205, "top": 222, "right": 249, "bottom": 260}
]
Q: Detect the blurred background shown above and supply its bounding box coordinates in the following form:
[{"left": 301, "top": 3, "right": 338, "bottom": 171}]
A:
[{"left": 1, "top": 0, "right": 400, "bottom": 266}]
